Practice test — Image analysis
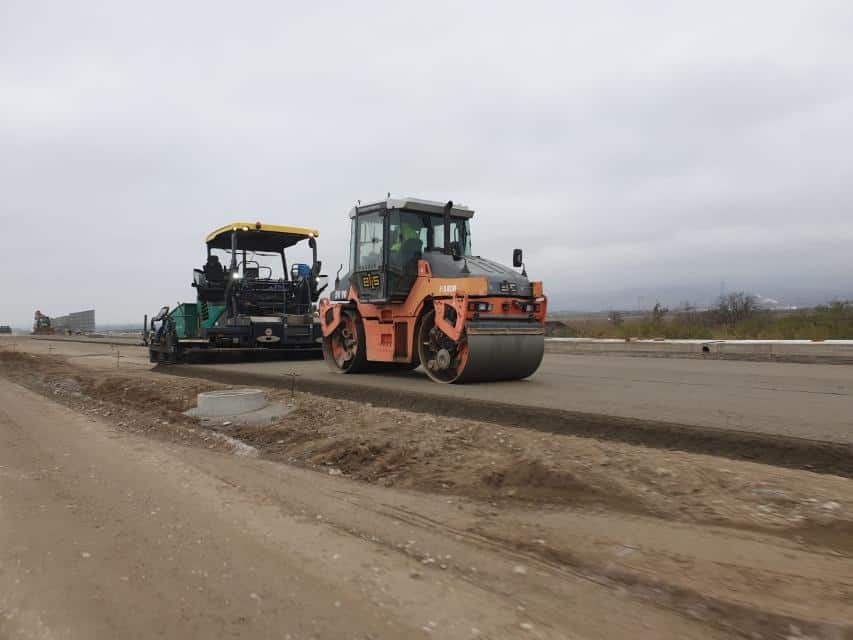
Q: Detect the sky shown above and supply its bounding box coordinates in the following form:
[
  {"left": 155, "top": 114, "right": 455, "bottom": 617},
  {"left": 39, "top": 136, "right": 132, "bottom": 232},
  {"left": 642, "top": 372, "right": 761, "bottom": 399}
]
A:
[{"left": 2, "top": 1, "right": 852, "bottom": 326}]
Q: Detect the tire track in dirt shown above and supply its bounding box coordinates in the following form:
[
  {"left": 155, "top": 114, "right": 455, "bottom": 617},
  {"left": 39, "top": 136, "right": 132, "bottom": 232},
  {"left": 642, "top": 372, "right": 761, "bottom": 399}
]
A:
[{"left": 363, "top": 504, "right": 852, "bottom": 640}]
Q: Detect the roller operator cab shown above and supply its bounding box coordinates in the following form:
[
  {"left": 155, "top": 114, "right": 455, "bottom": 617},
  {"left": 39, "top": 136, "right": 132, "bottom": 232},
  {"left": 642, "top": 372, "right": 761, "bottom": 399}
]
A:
[
  {"left": 319, "top": 198, "right": 547, "bottom": 383},
  {"left": 146, "top": 222, "right": 327, "bottom": 363}
]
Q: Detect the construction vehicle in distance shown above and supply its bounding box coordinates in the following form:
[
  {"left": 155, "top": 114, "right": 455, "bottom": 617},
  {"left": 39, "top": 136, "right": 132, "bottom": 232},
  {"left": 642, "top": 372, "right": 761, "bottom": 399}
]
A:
[
  {"left": 146, "top": 222, "right": 327, "bottom": 363},
  {"left": 0, "top": 325, "right": 11, "bottom": 334},
  {"left": 319, "top": 197, "right": 546, "bottom": 383},
  {"left": 32, "top": 310, "right": 54, "bottom": 335}
]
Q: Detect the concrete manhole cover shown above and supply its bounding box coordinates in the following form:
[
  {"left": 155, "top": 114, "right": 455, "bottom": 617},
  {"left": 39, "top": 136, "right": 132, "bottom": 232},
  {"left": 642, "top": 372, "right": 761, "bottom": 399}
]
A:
[
  {"left": 184, "top": 389, "right": 292, "bottom": 427},
  {"left": 195, "top": 389, "right": 267, "bottom": 416}
]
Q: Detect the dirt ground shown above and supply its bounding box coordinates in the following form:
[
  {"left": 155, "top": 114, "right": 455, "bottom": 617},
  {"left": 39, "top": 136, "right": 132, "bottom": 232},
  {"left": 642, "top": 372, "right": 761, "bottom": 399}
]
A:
[{"left": 2, "top": 345, "right": 853, "bottom": 638}]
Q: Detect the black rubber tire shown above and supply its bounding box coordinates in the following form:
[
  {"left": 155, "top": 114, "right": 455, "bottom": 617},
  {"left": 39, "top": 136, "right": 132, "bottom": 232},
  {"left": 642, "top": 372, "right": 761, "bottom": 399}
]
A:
[
  {"left": 322, "top": 309, "right": 369, "bottom": 374},
  {"left": 402, "top": 315, "right": 424, "bottom": 371}
]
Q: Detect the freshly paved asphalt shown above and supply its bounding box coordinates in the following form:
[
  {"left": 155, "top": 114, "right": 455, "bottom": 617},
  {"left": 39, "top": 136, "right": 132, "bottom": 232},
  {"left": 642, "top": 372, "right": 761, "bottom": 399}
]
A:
[
  {"left": 9, "top": 336, "right": 853, "bottom": 446},
  {"left": 193, "top": 351, "right": 853, "bottom": 445}
]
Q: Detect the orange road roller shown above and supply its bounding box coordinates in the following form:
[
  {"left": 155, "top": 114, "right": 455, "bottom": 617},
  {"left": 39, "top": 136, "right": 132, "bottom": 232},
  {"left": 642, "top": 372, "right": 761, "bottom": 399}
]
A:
[{"left": 319, "top": 197, "right": 546, "bottom": 383}]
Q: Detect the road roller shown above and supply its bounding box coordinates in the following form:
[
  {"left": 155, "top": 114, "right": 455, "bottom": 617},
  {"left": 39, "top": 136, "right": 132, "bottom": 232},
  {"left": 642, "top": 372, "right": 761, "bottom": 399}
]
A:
[{"left": 318, "top": 197, "right": 547, "bottom": 383}]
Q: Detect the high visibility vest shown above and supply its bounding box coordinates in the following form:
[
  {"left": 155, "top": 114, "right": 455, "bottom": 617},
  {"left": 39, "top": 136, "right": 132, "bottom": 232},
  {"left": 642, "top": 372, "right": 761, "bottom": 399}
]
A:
[{"left": 391, "top": 224, "right": 419, "bottom": 253}]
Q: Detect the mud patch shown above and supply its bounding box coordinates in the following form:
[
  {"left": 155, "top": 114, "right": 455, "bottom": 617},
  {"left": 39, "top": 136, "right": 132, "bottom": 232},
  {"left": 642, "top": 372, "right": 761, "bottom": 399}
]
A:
[
  {"left": 482, "top": 460, "right": 597, "bottom": 500},
  {"left": 307, "top": 439, "right": 393, "bottom": 476},
  {"left": 484, "top": 459, "right": 586, "bottom": 491}
]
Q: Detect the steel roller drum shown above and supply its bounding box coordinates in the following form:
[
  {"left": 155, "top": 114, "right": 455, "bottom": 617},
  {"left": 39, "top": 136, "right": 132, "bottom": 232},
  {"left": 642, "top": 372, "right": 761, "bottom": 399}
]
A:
[{"left": 455, "top": 323, "right": 545, "bottom": 383}]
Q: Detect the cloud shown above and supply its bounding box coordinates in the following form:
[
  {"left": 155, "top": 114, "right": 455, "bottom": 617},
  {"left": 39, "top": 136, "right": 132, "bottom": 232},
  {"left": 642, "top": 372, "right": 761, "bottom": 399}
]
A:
[{"left": 1, "top": 1, "right": 852, "bottom": 325}]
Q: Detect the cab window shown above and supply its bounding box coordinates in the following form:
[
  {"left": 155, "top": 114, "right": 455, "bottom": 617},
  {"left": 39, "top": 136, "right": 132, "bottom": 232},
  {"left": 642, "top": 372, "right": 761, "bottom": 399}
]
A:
[
  {"left": 356, "top": 212, "right": 384, "bottom": 271},
  {"left": 347, "top": 217, "right": 357, "bottom": 273},
  {"left": 431, "top": 217, "right": 471, "bottom": 255},
  {"left": 389, "top": 211, "right": 426, "bottom": 272}
]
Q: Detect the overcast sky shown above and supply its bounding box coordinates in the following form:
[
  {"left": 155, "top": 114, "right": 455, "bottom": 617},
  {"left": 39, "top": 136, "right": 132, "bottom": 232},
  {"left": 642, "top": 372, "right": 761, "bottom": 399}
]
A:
[{"left": 2, "top": 1, "right": 852, "bottom": 326}]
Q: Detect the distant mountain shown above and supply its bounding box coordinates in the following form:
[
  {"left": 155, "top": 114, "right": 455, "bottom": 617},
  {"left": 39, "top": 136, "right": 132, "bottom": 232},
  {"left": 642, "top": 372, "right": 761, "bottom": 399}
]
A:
[{"left": 548, "top": 285, "right": 853, "bottom": 313}]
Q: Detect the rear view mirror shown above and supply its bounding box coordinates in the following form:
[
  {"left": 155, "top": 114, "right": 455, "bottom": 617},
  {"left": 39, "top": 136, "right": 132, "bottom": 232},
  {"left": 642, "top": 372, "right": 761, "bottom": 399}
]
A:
[
  {"left": 316, "top": 274, "right": 329, "bottom": 296},
  {"left": 513, "top": 249, "right": 523, "bottom": 268}
]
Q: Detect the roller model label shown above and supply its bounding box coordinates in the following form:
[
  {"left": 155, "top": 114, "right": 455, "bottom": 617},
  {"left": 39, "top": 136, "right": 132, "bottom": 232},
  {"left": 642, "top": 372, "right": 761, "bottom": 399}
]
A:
[{"left": 361, "top": 274, "right": 381, "bottom": 289}]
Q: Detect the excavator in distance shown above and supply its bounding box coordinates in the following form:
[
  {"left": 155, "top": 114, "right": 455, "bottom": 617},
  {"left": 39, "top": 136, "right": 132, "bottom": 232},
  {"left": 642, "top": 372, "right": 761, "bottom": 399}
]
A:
[{"left": 319, "top": 197, "right": 547, "bottom": 383}]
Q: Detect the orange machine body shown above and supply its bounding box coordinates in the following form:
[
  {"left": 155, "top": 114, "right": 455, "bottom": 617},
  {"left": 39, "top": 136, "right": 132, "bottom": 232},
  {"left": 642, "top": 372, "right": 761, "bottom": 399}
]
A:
[{"left": 319, "top": 259, "right": 547, "bottom": 364}]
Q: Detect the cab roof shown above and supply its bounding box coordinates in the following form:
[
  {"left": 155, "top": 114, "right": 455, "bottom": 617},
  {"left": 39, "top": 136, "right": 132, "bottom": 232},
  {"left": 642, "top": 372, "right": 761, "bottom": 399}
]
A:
[
  {"left": 349, "top": 197, "right": 474, "bottom": 219},
  {"left": 205, "top": 222, "right": 319, "bottom": 252}
]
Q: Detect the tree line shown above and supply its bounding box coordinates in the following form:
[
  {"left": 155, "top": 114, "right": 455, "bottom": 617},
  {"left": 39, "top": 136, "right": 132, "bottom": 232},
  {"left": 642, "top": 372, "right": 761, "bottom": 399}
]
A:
[{"left": 556, "top": 295, "right": 853, "bottom": 340}]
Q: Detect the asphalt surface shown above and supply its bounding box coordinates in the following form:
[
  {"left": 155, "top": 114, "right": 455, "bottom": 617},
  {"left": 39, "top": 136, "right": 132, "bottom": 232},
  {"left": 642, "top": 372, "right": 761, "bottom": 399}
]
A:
[
  {"left": 8, "top": 336, "right": 853, "bottom": 447},
  {"left": 180, "top": 353, "right": 853, "bottom": 446}
]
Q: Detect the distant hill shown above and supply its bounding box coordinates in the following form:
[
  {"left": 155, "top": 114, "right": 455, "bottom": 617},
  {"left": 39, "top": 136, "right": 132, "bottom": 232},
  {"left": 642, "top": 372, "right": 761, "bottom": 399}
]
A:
[{"left": 548, "top": 285, "right": 853, "bottom": 313}]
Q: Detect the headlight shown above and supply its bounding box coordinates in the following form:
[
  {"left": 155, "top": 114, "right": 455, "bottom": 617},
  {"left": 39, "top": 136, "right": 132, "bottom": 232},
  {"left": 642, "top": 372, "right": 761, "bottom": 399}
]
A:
[{"left": 513, "top": 301, "right": 539, "bottom": 312}]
